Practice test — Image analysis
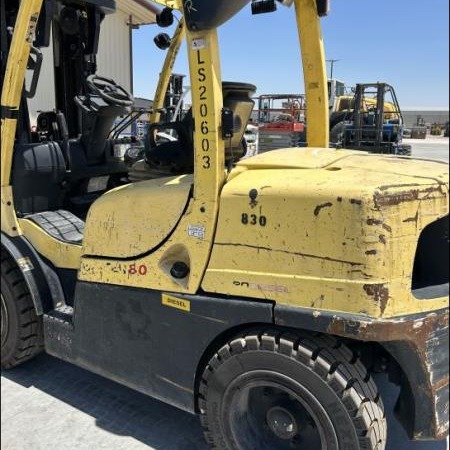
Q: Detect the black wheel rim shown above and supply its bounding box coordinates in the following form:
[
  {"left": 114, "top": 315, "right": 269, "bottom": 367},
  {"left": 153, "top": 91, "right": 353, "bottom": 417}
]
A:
[
  {"left": 1, "top": 294, "right": 9, "bottom": 348},
  {"left": 222, "top": 372, "right": 339, "bottom": 450}
]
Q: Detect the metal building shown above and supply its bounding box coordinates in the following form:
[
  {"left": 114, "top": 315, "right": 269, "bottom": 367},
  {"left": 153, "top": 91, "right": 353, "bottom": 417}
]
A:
[
  {"left": 27, "top": 0, "right": 157, "bottom": 124},
  {"left": 402, "top": 107, "right": 449, "bottom": 128}
]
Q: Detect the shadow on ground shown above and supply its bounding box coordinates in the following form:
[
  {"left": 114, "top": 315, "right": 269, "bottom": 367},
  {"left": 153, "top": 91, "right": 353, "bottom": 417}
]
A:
[
  {"left": 1, "top": 354, "right": 208, "bottom": 450},
  {"left": 2, "top": 355, "right": 448, "bottom": 450}
]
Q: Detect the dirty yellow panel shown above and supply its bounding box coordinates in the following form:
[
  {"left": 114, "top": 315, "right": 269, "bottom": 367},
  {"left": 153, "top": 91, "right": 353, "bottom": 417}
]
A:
[
  {"left": 19, "top": 219, "right": 82, "bottom": 270},
  {"left": 202, "top": 149, "right": 449, "bottom": 319},
  {"left": 1, "top": 187, "right": 21, "bottom": 237},
  {"left": 83, "top": 175, "right": 192, "bottom": 259},
  {"left": 1, "top": 0, "right": 43, "bottom": 187}
]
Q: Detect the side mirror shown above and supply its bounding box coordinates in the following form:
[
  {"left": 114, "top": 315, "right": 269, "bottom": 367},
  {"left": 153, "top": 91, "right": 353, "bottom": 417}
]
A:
[
  {"left": 156, "top": 7, "right": 174, "bottom": 28},
  {"left": 316, "top": 0, "right": 330, "bottom": 16},
  {"left": 252, "top": 0, "right": 277, "bottom": 14},
  {"left": 154, "top": 33, "right": 172, "bottom": 50}
]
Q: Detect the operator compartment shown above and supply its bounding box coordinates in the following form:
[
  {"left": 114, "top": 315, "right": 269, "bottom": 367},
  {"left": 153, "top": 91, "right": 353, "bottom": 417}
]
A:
[
  {"left": 9, "top": 0, "right": 142, "bottom": 270},
  {"left": 204, "top": 149, "right": 449, "bottom": 317}
]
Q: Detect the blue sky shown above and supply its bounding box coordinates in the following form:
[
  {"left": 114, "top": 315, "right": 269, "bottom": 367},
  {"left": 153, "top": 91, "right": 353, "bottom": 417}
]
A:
[{"left": 133, "top": 0, "right": 449, "bottom": 107}]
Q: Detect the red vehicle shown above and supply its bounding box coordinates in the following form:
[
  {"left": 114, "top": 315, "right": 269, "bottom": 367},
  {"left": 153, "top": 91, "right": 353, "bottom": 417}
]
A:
[{"left": 257, "top": 94, "right": 306, "bottom": 152}]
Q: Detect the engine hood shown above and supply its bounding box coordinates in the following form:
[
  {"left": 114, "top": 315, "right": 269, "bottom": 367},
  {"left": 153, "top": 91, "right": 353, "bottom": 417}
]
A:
[{"left": 235, "top": 148, "right": 449, "bottom": 184}]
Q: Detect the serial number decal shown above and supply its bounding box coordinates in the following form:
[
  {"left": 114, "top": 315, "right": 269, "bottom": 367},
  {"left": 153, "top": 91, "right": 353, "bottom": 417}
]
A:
[
  {"left": 188, "top": 224, "right": 206, "bottom": 240},
  {"left": 196, "top": 48, "right": 212, "bottom": 170},
  {"left": 192, "top": 37, "right": 206, "bottom": 50},
  {"left": 162, "top": 294, "right": 191, "bottom": 313},
  {"left": 241, "top": 213, "right": 267, "bottom": 227},
  {"left": 128, "top": 263, "right": 148, "bottom": 276}
]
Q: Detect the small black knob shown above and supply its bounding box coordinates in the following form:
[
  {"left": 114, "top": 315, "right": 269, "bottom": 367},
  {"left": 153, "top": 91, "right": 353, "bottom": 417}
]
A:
[{"left": 171, "top": 262, "right": 190, "bottom": 279}]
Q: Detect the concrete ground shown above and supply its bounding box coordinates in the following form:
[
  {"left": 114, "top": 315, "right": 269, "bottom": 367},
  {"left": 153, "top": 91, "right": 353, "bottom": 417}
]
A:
[
  {"left": 1, "top": 137, "right": 449, "bottom": 450},
  {"left": 1, "top": 355, "right": 449, "bottom": 450},
  {"left": 406, "top": 135, "right": 449, "bottom": 162}
]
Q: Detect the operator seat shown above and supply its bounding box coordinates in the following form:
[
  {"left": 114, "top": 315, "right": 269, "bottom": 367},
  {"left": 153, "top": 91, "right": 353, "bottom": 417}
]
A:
[{"left": 144, "top": 82, "right": 256, "bottom": 174}]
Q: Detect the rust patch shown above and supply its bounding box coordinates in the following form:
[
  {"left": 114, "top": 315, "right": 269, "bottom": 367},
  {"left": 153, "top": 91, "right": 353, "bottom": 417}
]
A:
[
  {"left": 382, "top": 223, "right": 393, "bottom": 233},
  {"left": 367, "top": 218, "right": 383, "bottom": 226},
  {"left": 314, "top": 202, "right": 333, "bottom": 216},
  {"left": 374, "top": 190, "right": 419, "bottom": 208},
  {"left": 364, "top": 283, "right": 390, "bottom": 314},
  {"left": 325, "top": 309, "right": 449, "bottom": 439},
  {"left": 378, "top": 183, "right": 422, "bottom": 192},
  {"left": 374, "top": 185, "right": 446, "bottom": 209}
]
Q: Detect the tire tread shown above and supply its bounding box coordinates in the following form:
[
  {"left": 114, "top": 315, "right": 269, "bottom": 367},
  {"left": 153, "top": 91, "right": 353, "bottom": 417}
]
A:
[
  {"left": 1, "top": 248, "right": 44, "bottom": 369},
  {"left": 199, "top": 329, "right": 387, "bottom": 450}
]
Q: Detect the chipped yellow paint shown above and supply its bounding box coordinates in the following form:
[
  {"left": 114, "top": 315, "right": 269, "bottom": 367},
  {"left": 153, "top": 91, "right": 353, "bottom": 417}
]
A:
[
  {"left": 1, "top": 0, "right": 43, "bottom": 237},
  {"left": 1, "top": 0, "right": 43, "bottom": 187},
  {"left": 201, "top": 149, "right": 449, "bottom": 319},
  {"left": 1, "top": 187, "right": 21, "bottom": 236},
  {"left": 162, "top": 294, "right": 191, "bottom": 312},
  {"left": 18, "top": 219, "right": 82, "bottom": 270},
  {"left": 3, "top": 1, "right": 448, "bottom": 328},
  {"left": 83, "top": 175, "right": 192, "bottom": 258}
]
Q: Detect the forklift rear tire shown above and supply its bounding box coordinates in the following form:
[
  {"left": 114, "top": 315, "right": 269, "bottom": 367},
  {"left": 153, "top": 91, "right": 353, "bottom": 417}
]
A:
[
  {"left": 199, "top": 330, "right": 387, "bottom": 450},
  {"left": 1, "top": 249, "right": 44, "bottom": 369}
]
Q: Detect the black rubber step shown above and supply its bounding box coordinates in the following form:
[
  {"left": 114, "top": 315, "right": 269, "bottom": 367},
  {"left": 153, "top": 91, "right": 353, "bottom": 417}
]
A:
[
  {"left": 44, "top": 306, "right": 75, "bottom": 360},
  {"left": 45, "top": 305, "right": 74, "bottom": 326}
]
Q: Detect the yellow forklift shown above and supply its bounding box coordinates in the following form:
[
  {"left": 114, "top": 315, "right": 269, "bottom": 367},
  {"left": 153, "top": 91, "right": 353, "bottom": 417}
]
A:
[{"left": 1, "top": 1, "right": 449, "bottom": 449}]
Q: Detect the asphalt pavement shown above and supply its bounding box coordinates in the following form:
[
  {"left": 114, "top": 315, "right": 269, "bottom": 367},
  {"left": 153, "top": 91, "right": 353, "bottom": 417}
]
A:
[{"left": 1, "top": 137, "right": 449, "bottom": 450}]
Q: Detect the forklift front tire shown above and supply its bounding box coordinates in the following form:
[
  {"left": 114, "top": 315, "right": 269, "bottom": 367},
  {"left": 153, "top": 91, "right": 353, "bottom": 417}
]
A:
[
  {"left": 199, "top": 330, "right": 387, "bottom": 450},
  {"left": 1, "top": 249, "right": 44, "bottom": 369}
]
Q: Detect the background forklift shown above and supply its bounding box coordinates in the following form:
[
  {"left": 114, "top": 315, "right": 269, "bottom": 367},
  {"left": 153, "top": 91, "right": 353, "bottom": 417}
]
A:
[
  {"left": 329, "top": 82, "right": 412, "bottom": 155},
  {"left": 1, "top": 1, "right": 448, "bottom": 450},
  {"left": 256, "top": 93, "right": 306, "bottom": 152}
]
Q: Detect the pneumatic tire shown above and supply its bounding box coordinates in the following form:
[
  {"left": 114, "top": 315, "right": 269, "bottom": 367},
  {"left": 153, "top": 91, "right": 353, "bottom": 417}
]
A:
[
  {"left": 199, "top": 330, "right": 387, "bottom": 450},
  {"left": 1, "top": 249, "right": 44, "bottom": 369}
]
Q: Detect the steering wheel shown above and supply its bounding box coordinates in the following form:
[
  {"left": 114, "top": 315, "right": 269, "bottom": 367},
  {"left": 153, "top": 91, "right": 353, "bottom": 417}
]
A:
[{"left": 86, "top": 75, "right": 134, "bottom": 107}]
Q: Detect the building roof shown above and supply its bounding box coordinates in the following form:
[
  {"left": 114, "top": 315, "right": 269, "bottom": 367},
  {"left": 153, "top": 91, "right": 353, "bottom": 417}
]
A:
[
  {"left": 117, "top": 0, "right": 159, "bottom": 25},
  {"left": 134, "top": 97, "right": 153, "bottom": 110}
]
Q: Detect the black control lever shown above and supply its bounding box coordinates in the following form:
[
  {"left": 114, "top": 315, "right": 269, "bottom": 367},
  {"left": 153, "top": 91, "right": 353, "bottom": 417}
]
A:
[{"left": 56, "top": 112, "right": 72, "bottom": 172}]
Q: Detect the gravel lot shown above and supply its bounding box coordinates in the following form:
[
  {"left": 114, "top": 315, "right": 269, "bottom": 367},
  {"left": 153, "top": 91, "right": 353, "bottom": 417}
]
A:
[{"left": 2, "top": 137, "right": 449, "bottom": 450}]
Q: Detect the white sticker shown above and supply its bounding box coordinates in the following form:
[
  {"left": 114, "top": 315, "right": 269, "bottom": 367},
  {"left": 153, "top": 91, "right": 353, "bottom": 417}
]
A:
[
  {"left": 192, "top": 38, "right": 206, "bottom": 51},
  {"left": 17, "top": 257, "right": 34, "bottom": 272},
  {"left": 188, "top": 224, "right": 206, "bottom": 240}
]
